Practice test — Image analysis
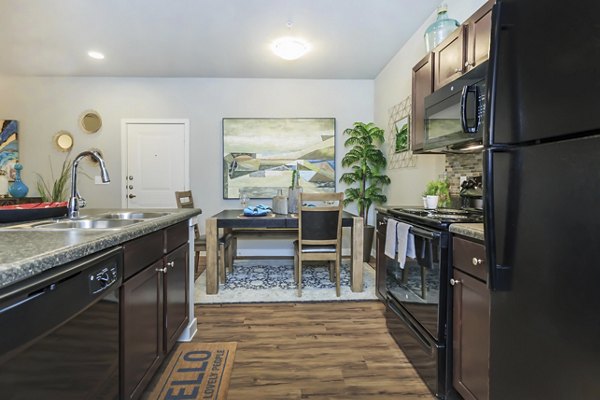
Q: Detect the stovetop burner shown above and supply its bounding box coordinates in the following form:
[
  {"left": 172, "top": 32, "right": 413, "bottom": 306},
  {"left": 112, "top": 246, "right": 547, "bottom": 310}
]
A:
[{"left": 389, "top": 206, "right": 483, "bottom": 228}]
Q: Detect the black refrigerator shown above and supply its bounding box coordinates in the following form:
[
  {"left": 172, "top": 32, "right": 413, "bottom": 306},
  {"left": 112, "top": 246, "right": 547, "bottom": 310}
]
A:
[{"left": 483, "top": 1, "right": 600, "bottom": 399}]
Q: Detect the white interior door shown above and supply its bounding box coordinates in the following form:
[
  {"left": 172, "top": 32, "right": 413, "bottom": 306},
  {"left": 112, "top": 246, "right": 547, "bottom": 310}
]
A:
[{"left": 122, "top": 119, "right": 189, "bottom": 208}]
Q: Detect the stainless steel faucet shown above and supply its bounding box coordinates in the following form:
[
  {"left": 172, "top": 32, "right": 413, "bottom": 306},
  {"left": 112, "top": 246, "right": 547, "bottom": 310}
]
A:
[{"left": 67, "top": 150, "right": 110, "bottom": 218}]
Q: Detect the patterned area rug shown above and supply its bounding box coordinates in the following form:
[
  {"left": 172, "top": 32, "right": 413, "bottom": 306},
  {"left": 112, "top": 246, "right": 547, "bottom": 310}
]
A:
[{"left": 195, "top": 259, "right": 377, "bottom": 303}]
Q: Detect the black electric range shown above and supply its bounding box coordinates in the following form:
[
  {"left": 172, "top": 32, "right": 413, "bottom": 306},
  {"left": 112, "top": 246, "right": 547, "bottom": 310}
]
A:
[
  {"left": 388, "top": 206, "right": 483, "bottom": 230},
  {"left": 381, "top": 206, "right": 483, "bottom": 398}
]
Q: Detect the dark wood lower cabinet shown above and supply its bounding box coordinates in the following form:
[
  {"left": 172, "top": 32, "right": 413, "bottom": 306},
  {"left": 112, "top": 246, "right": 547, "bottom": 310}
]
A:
[
  {"left": 164, "top": 244, "right": 189, "bottom": 354},
  {"left": 121, "top": 258, "right": 164, "bottom": 400},
  {"left": 121, "top": 221, "right": 190, "bottom": 400},
  {"left": 451, "top": 236, "right": 490, "bottom": 400}
]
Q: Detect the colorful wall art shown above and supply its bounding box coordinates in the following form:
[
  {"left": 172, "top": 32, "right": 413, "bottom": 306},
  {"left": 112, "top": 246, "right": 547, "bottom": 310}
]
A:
[
  {"left": 0, "top": 120, "right": 18, "bottom": 180},
  {"left": 223, "top": 118, "right": 336, "bottom": 199}
]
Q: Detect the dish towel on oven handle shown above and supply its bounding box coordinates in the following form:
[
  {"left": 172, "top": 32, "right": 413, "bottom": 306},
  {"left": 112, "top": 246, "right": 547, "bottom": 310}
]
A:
[
  {"left": 384, "top": 219, "right": 398, "bottom": 259},
  {"left": 396, "top": 222, "right": 416, "bottom": 269}
]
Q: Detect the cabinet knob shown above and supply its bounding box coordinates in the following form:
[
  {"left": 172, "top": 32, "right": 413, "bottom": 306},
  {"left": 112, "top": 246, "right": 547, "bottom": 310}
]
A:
[
  {"left": 465, "top": 61, "right": 474, "bottom": 67},
  {"left": 450, "top": 278, "right": 461, "bottom": 286},
  {"left": 472, "top": 257, "right": 483, "bottom": 266},
  {"left": 128, "top": 194, "right": 136, "bottom": 199},
  {"left": 454, "top": 67, "right": 463, "bottom": 73},
  {"left": 155, "top": 267, "right": 167, "bottom": 273},
  {"left": 167, "top": 261, "right": 175, "bottom": 268}
]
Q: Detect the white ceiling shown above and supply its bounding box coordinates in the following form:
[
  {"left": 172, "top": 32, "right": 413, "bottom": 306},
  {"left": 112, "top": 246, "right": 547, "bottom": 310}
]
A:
[{"left": 0, "top": 0, "right": 439, "bottom": 79}]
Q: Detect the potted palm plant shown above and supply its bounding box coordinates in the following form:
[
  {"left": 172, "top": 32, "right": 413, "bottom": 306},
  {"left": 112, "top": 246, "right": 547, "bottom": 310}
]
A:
[
  {"left": 36, "top": 156, "right": 72, "bottom": 202},
  {"left": 339, "top": 122, "right": 390, "bottom": 261}
]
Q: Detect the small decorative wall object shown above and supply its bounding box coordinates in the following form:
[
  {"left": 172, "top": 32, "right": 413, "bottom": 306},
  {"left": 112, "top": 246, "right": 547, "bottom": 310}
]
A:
[
  {"left": 394, "top": 116, "right": 410, "bottom": 153},
  {"left": 80, "top": 110, "right": 102, "bottom": 134},
  {"left": 424, "top": 3, "right": 460, "bottom": 52},
  {"left": 0, "top": 120, "right": 19, "bottom": 182},
  {"left": 53, "top": 130, "right": 74, "bottom": 152},
  {"left": 8, "top": 162, "right": 29, "bottom": 198},
  {"left": 222, "top": 118, "right": 335, "bottom": 199},
  {"left": 387, "top": 97, "right": 416, "bottom": 170}
]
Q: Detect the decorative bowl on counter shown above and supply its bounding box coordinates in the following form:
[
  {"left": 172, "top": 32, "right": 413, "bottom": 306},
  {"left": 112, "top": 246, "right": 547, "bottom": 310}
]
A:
[{"left": 0, "top": 201, "right": 68, "bottom": 223}]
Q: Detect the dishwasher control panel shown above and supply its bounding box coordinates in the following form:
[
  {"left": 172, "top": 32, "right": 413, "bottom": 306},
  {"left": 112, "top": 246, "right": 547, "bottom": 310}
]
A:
[{"left": 88, "top": 261, "right": 119, "bottom": 294}]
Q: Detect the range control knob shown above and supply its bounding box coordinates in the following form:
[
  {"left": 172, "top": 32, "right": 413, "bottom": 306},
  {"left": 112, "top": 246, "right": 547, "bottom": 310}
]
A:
[{"left": 98, "top": 272, "right": 111, "bottom": 287}]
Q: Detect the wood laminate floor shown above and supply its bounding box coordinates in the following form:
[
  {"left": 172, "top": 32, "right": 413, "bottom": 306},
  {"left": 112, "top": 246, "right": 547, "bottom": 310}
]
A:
[{"left": 192, "top": 301, "right": 434, "bottom": 399}]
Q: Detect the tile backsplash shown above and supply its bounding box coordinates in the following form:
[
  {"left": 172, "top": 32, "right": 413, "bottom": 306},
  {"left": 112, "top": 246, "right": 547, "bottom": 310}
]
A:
[{"left": 445, "top": 152, "right": 483, "bottom": 196}]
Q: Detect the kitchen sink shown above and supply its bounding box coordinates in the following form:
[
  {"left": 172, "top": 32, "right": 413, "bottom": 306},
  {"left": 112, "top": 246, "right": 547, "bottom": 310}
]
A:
[
  {"left": 98, "top": 212, "right": 170, "bottom": 220},
  {"left": 33, "top": 219, "right": 143, "bottom": 230}
]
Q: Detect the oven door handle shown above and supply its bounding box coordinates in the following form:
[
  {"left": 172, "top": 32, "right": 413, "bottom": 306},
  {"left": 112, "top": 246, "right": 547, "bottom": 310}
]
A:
[{"left": 409, "top": 226, "right": 440, "bottom": 240}]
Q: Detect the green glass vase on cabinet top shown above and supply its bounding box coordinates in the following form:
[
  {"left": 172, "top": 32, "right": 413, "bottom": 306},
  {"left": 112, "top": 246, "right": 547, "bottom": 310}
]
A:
[{"left": 424, "top": 3, "right": 460, "bottom": 52}]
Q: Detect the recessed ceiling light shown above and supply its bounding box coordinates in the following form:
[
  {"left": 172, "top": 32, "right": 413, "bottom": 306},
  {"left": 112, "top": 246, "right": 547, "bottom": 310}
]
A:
[
  {"left": 271, "top": 37, "right": 310, "bottom": 61},
  {"left": 87, "top": 51, "right": 105, "bottom": 60}
]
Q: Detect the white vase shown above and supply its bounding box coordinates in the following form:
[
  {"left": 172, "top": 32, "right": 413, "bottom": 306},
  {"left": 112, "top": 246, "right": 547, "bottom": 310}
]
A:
[{"left": 426, "top": 195, "right": 439, "bottom": 209}]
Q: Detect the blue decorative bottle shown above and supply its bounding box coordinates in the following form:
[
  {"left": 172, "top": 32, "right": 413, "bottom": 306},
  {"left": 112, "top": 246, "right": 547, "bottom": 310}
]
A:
[
  {"left": 8, "top": 163, "right": 29, "bottom": 198},
  {"left": 424, "top": 3, "right": 460, "bottom": 52}
]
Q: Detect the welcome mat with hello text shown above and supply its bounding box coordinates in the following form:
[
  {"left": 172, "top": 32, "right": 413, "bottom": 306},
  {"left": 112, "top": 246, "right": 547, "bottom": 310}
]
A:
[{"left": 148, "top": 342, "right": 237, "bottom": 400}]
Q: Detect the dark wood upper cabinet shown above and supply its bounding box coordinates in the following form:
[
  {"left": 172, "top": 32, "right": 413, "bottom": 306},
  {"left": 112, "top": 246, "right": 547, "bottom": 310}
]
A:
[
  {"left": 433, "top": 26, "right": 466, "bottom": 90},
  {"left": 465, "top": 0, "right": 494, "bottom": 72},
  {"left": 411, "top": 0, "right": 493, "bottom": 152},
  {"left": 411, "top": 53, "right": 434, "bottom": 153}
]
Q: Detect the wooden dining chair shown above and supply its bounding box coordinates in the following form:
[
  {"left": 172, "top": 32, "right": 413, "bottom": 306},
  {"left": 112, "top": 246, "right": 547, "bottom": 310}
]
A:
[
  {"left": 175, "top": 191, "right": 234, "bottom": 282},
  {"left": 293, "top": 192, "right": 344, "bottom": 297}
]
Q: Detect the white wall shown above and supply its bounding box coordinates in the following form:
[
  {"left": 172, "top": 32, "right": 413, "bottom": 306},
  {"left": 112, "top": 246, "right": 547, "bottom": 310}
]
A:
[
  {"left": 0, "top": 77, "right": 373, "bottom": 240},
  {"left": 374, "top": 0, "right": 487, "bottom": 207}
]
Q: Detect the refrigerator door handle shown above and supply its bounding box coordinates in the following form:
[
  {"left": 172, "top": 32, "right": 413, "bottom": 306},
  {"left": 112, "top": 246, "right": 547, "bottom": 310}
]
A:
[{"left": 484, "top": 149, "right": 513, "bottom": 291}]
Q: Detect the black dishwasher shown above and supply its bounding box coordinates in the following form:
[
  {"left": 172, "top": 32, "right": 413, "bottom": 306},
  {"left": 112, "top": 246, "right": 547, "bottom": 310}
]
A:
[{"left": 0, "top": 247, "right": 122, "bottom": 400}]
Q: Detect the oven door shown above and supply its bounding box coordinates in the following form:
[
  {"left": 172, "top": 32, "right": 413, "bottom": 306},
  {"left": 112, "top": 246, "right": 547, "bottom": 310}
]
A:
[{"left": 385, "top": 224, "right": 447, "bottom": 341}]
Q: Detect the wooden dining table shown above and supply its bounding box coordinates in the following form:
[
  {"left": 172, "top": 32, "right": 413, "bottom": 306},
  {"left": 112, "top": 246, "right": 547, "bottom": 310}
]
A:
[{"left": 204, "top": 209, "right": 364, "bottom": 294}]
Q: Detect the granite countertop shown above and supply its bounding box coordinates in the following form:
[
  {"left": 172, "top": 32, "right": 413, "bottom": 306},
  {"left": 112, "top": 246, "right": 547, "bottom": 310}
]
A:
[
  {"left": 0, "top": 208, "right": 201, "bottom": 291},
  {"left": 449, "top": 223, "right": 484, "bottom": 241}
]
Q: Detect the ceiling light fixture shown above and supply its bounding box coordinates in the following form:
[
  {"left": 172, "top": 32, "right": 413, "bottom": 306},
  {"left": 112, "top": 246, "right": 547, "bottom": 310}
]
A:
[
  {"left": 271, "top": 37, "right": 310, "bottom": 60},
  {"left": 87, "top": 51, "right": 105, "bottom": 60},
  {"left": 271, "top": 21, "right": 310, "bottom": 61}
]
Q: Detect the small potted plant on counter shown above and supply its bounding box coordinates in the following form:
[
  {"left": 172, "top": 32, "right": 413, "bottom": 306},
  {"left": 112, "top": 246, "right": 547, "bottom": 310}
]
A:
[
  {"left": 339, "top": 122, "right": 390, "bottom": 261},
  {"left": 423, "top": 179, "right": 450, "bottom": 209}
]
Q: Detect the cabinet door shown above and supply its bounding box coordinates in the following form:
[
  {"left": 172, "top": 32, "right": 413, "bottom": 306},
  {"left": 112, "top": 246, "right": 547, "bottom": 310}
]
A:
[
  {"left": 164, "top": 244, "right": 189, "bottom": 353},
  {"left": 434, "top": 26, "right": 466, "bottom": 90},
  {"left": 465, "top": 0, "right": 493, "bottom": 71},
  {"left": 121, "top": 259, "right": 164, "bottom": 400},
  {"left": 452, "top": 269, "right": 490, "bottom": 400},
  {"left": 411, "top": 53, "right": 433, "bottom": 152}
]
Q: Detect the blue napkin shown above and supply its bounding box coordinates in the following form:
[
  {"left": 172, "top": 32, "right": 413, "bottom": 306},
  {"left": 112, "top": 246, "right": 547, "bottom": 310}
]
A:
[{"left": 243, "top": 204, "right": 271, "bottom": 216}]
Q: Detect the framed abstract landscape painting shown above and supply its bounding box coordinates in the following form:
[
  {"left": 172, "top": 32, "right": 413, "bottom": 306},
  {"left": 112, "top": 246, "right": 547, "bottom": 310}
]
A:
[{"left": 222, "top": 118, "right": 336, "bottom": 199}]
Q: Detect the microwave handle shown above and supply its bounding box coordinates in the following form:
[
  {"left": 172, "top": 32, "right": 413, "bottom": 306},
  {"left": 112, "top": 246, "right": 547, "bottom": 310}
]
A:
[{"left": 460, "top": 84, "right": 480, "bottom": 134}]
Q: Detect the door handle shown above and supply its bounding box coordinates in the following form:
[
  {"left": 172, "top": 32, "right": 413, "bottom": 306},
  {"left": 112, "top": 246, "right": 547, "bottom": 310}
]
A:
[{"left": 128, "top": 194, "right": 136, "bottom": 199}]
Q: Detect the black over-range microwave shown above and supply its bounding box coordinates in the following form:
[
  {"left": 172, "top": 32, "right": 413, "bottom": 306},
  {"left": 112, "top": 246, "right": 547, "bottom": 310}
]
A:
[{"left": 424, "top": 61, "right": 488, "bottom": 152}]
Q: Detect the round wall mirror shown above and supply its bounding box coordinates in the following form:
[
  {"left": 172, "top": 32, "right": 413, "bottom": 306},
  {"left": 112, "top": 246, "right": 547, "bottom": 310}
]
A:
[
  {"left": 53, "top": 131, "right": 74, "bottom": 152},
  {"left": 80, "top": 110, "right": 102, "bottom": 134}
]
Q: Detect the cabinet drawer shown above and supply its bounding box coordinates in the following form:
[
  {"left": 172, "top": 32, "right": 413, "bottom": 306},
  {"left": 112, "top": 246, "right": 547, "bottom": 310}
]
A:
[
  {"left": 165, "top": 220, "right": 189, "bottom": 253},
  {"left": 453, "top": 237, "right": 487, "bottom": 282},
  {"left": 123, "top": 230, "right": 164, "bottom": 280}
]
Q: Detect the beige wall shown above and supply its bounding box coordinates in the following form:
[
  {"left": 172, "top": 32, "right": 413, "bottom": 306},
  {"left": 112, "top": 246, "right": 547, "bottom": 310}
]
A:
[{"left": 0, "top": 77, "right": 373, "bottom": 238}]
